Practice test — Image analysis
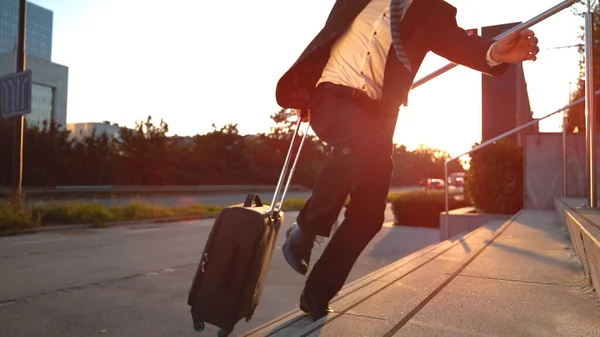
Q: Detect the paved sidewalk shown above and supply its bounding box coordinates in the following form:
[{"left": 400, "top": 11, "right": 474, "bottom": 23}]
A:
[{"left": 247, "top": 210, "right": 600, "bottom": 337}]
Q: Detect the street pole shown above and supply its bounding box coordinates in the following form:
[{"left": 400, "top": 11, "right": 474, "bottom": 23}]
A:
[{"left": 13, "top": 0, "right": 26, "bottom": 208}]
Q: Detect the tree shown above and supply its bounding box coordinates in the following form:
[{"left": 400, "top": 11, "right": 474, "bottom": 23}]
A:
[
  {"left": 567, "top": 1, "right": 600, "bottom": 132},
  {"left": 1, "top": 108, "right": 461, "bottom": 189},
  {"left": 391, "top": 145, "right": 464, "bottom": 186},
  {"left": 70, "top": 130, "right": 118, "bottom": 185},
  {"left": 116, "top": 116, "right": 174, "bottom": 185},
  {"left": 190, "top": 123, "right": 255, "bottom": 184},
  {"left": 22, "top": 120, "right": 75, "bottom": 186},
  {"left": 269, "top": 108, "right": 298, "bottom": 136}
]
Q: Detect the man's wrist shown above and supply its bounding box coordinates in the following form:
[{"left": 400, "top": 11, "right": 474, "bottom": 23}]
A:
[{"left": 486, "top": 43, "right": 503, "bottom": 66}]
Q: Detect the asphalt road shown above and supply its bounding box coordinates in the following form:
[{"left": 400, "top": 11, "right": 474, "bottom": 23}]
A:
[
  {"left": 28, "top": 187, "right": 419, "bottom": 207},
  {"left": 0, "top": 206, "right": 439, "bottom": 337}
]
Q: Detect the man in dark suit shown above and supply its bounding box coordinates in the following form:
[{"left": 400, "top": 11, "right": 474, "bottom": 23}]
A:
[{"left": 278, "top": 0, "right": 539, "bottom": 321}]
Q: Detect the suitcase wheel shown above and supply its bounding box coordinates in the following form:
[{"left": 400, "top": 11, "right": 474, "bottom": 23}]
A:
[
  {"left": 217, "top": 328, "right": 232, "bottom": 337},
  {"left": 193, "top": 319, "right": 205, "bottom": 332}
]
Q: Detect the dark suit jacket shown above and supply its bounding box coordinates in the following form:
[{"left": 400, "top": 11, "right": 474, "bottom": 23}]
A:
[{"left": 275, "top": 0, "right": 509, "bottom": 114}]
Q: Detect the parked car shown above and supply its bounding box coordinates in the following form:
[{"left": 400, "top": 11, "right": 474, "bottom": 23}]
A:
[
  {"left": 419, "top": 178, "right": 445, "bottom": 190},
  {"left": 448, "top": 172, "right": 466, "bottom": 187},
  {"left": 428, "top": 178, "right": 445, "bottom": 190}
]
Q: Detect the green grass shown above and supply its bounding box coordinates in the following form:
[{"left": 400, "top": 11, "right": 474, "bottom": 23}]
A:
[{"left": 32, "top": 201, "right": 225, "bottom": 227}]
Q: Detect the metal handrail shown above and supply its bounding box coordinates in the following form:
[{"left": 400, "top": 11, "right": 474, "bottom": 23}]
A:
[
  {"left": 411, "top": 0, "right": 579, "bottom": 90},
  {"left": 443, "top": 89, "right": 600, "bottom": 240},
  {"left": 585, "top": 4, "right": 597, "bottom": 208}
]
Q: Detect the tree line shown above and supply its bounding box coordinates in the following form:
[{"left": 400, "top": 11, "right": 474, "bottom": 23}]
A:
[{"left": 0, "top": 109, "right": 463, "bottom": 188}]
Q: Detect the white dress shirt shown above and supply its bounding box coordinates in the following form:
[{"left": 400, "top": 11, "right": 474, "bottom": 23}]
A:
[{"left": 317, "top": 0, "right": 501, "bottom": 101}]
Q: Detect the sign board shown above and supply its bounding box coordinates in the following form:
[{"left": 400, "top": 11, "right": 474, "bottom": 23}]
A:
[{"left": 0, "top": 69, "right": 32, "bottom": 119}]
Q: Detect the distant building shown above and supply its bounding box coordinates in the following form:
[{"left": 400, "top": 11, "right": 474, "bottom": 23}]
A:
[
  {"left": 0, "top": 52, "right": 68, "bottom": 129},
  {"left": 67, "top": 121, "right": 122, "bottom": 142},
  {"left": 171, "top": 135, "right": 195, "bottom": 147},
  {"left": 0, "top": 0, "right": 53, "bottom": 60},
  {"left": 0, "top": 1, "right": 69, "bottom": 129}
]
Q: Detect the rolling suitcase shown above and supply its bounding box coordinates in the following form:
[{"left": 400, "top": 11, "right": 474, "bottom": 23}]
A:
[{"left": 187, "top": 116, "right": 310, "bottom": 337}]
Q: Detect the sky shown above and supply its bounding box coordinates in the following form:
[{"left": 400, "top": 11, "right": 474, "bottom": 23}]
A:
[{"left": 31, "top": 0, "right": 585, "bottom": 158}]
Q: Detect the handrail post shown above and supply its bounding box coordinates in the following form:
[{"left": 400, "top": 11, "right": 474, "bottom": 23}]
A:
[
  {"left": 585, "top": 3, "right": 597, "bottom": 208},
  {"left": 444, "top": 161, "right": 450, "bottom": 240},
  {"left": 441, "top": 91, "right": 600, "bottom": 236}
]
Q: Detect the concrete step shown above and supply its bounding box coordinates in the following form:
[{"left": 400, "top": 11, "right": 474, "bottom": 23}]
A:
[{"left": 243, "top": 220, "right": 506, "bottom": 337}]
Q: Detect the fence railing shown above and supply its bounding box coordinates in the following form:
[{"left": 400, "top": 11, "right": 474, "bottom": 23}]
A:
[
  {"left": 443, "top": 90, "right": 600, "bottom": 239},
  {"left": 407, "top": 0, "right": 596, "bottom": 239}
]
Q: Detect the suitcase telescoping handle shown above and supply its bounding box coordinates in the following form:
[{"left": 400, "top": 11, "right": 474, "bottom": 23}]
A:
[{"left": 269, "top": 110, "right": 311, "bottom": 218}]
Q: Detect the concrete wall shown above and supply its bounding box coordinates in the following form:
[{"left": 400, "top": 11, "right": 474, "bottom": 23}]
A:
[
  {"left": 439, "top": 206, "right": 511, "bottom": 241},
  {"left": 524, "top": 133, "right": 600, "bottom": 209},
  {"left": 481, "top": 22, "right": 537, "bottom": 145},
  {"left": 556, "top": 198, "right": 600, "bottom": 298},
  {"left": 0, "top": 52, "right": 68, "bottom": 128}
]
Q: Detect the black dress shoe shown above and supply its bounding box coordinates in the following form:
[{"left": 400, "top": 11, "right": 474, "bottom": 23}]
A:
[
  {"left": 299, "top": 289, "right": 334, "bottom": 321},
  {"left": 282, "top": 223, "right": 316, "bottom": 275}
]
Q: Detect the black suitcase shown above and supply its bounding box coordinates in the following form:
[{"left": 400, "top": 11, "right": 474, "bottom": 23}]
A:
[{"left": 188, "top": 117, "right": 310, "bottom": 337}]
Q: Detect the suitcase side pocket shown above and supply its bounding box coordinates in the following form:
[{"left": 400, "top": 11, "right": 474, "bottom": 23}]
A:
[{"left": 188, "top": 212, "right": 223, "bottom": 306}]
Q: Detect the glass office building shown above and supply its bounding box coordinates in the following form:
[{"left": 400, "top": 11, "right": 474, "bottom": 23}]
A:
[
  {"left": 27, "top": 83, "right": 54, "bottom": 129},
  {"left": 0, "top": 0, "right": 53, "bottom": 60},
  {"left": 0, "top": 1, "right": 68, "bottom": 130}
]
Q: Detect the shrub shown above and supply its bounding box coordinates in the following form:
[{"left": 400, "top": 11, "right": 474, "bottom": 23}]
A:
[
  {"left": 34, "top": 202, "right": 114, "bottom": 224},
  {"left": 0, "top": 203, "right": 40, "bottom": 235},
  {"left": 465, "top": 138, "right": 523, "bottom": 215},
  {"left": 390, "top": 190, "right": 471, "bottom": 228}
]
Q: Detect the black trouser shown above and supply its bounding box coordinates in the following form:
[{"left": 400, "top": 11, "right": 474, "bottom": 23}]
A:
[{"left": 297, "top": 82, "right": 396, "bottom": 302}]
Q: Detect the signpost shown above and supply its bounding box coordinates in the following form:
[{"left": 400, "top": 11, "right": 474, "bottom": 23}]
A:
[
  {"left": 0, "top": 70, "right": 32, "bottom": 119},
  {"left": 6, "top": 0, "right": 27, "bottom": 208}
]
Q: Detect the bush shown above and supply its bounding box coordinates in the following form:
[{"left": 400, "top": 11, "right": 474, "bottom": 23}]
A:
[
  {"left": 0, "top": 203, "right": 40, "bottom": 235},
  {"left": 465, "top": 138, "right": 523, "bottom": 215},
  {"left": 390, "top": 190, "right": 471, "bottom": 228},
  {"left": 35, "top": 202, "right": 113, "bottom": 225}
]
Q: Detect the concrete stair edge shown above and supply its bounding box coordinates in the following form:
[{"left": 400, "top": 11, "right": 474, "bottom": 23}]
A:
[{"left": 243, "top": 220, "right": 508, "bottom": 337}]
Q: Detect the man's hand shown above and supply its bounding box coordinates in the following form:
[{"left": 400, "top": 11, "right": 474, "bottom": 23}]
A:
[
  {"left": 490, "top": 29, "right": 539, "bottom": 64},
  {"left": 296, "top": 109, "right": 310, "bottom": 122}
]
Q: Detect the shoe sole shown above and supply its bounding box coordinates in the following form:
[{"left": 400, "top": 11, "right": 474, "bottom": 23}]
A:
[
  {"left": 299, "top": 299, "right": 334, "bottom": 321},
  {"left": 282, "top": 225, "right": 308, "bottom": 275},
  {"left": 282, "top": 241, "right": 308, "bottom": 276}
]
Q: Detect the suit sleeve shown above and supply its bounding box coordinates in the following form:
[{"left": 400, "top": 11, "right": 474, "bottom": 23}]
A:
[{"left": 428, "top": 1, "right": 508, "bottom": 76}]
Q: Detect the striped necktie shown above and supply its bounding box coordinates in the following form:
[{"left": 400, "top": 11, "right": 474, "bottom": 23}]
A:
[{"left": 390, "top": 0, "right": 412, "bottom": 71}]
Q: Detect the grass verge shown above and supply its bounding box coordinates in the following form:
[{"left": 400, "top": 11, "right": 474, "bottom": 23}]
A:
[
  {"left": 0, "top": 203, "right": 41, "bottom": 236},
  {"left": 1, "top": 189, "right": 427, "bottom": 236},
  {"left": 0, "top": 197, "right": 311, "bottom": 236}
]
